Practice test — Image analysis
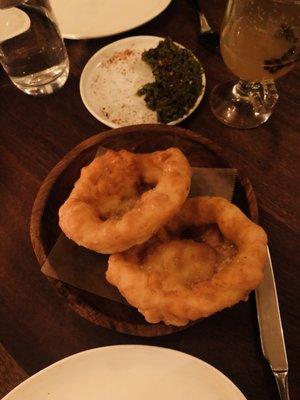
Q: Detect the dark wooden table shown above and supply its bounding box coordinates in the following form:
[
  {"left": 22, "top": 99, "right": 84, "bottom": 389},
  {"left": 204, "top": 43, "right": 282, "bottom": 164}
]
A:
[{"left": 0, "top": 0, "right": 299, "bottom": 399}]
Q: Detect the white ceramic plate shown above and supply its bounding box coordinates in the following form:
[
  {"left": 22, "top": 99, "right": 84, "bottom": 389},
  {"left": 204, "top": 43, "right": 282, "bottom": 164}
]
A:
[
  {"left": 80, "top": 36, "right": 206, "bottom": 128},
  {"left": 3, "top": 345, "right": 246, "bottom": 400},
  {"left": 50, "top": 0, "right": 172, "bottom": 39}
]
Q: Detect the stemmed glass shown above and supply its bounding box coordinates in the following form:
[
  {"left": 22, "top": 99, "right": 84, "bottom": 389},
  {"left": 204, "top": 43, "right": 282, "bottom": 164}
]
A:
[{"left": 210, "top": 0, "right": 300, "bottom": 129}]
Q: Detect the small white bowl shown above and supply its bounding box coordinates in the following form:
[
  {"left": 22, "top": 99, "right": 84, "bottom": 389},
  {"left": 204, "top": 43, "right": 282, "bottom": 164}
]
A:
[{"left": 80, "top": 36, "right": 206, "bottom": 128}]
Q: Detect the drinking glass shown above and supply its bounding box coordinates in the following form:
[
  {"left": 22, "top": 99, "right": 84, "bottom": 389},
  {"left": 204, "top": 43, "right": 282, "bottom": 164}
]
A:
[
  {"left": 210, "top": 0, "right": 300, "bottom": 129},
  {"left": 0, "top": 0, "right": 69, "bottom": 95}
]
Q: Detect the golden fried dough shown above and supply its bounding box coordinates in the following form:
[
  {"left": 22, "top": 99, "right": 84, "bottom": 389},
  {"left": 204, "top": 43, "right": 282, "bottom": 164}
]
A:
[
  {"left": 59, "top": 148, "right": 191, "bottom": 253},
  {"left": 106, "top": 196, "right": 268, "bottom": 326}
]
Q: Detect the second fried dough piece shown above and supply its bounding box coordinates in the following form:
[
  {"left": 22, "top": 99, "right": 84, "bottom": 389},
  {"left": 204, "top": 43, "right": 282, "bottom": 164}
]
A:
[
  {"left": 106, "top": 196, "right": 268, "bottom": 326},
  {"left": 59, "top": 147, "right": 191, "bottom": 254}
]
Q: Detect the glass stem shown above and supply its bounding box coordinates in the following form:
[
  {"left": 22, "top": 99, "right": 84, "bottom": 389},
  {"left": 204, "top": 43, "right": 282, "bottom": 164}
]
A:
[
  {"left": 234, "top": 80, "right": 260, "bottom": 97},
  {"left": 262, "top": 79, "right": 279, "bottom": 111},
  {"left": 233, "top": 79, "right": 278, "bottom": 116}
]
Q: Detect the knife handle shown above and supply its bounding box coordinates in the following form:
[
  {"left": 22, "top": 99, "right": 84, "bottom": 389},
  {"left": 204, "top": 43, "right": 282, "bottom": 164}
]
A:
[{"left": 273, "top": 371, "right": 290, "bottom": 400}]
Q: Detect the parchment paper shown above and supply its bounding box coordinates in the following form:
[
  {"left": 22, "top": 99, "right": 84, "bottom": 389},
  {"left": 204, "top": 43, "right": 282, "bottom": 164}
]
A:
[{"left": 42, "top": 161, "right": 237, "bottom": 304}]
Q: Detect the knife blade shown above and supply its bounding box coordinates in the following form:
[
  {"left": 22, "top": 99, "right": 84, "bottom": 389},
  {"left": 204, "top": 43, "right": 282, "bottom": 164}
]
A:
[{"left": 255, "top": 246, "right": 290, "bottom": 400}]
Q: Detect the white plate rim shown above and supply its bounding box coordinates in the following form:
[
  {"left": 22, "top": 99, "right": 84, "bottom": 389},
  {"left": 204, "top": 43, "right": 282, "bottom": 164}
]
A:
[
  {"left": 79, "top": 35, "right": 206, "bottom": 128},
  {"left": 50, "top": 0, "right": 173, "bottom": 40},
  {"left": 3, "top": 345, "right": 246, "bottom": 400}
]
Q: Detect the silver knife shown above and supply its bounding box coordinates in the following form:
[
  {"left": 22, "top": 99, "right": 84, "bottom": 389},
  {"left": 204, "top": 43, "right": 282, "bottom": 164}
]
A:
[{"left": 255, "top": 247, "right": 290, "bottom": 400}]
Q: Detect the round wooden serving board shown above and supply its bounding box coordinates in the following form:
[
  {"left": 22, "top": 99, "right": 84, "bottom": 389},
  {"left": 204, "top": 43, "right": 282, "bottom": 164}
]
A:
[{"left": 30, "top": 124, "right": 258, "bottom": 337}]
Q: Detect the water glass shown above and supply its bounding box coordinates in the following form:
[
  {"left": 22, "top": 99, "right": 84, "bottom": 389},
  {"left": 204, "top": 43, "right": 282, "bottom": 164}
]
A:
[{"left": 0, "top": 0, "right": 69, "bottom": 95}]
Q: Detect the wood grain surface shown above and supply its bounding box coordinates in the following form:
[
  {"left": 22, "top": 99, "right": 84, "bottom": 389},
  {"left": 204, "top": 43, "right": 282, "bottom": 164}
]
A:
[
  {"left": 0, "top": 0, "right": 299, "bottom": 399},
  {"left": 0, "top": 345, "right": 28, "bottom": 399}
]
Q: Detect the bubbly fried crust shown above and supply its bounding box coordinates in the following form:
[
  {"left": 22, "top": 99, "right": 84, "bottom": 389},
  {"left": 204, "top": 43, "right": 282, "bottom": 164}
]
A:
[
  {"left": 106, "top": 196, "right": 268, "bottom": 326},
  {"left": 58, "top": 148, "right": 191, "bottom": 253}
]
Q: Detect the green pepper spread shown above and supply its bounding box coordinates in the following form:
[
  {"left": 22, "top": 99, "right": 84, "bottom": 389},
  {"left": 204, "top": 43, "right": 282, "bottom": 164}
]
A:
[{"left": 137, "top": 38, "right": 203, "bottom": 123}]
